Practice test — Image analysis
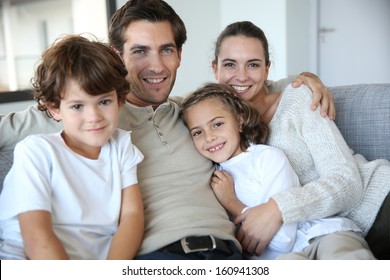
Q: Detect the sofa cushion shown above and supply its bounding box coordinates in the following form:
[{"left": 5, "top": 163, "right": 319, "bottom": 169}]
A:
[
  {"left": 330, "top": 84, "right": 390, "bottom": 161},
  {"left": 0, "top": 150, "right": 13, "bottom": 193}
]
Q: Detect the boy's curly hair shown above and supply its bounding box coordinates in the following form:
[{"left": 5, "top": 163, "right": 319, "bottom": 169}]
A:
[{"left": 31, "top": 34, "right": 130, "bottom": 118}]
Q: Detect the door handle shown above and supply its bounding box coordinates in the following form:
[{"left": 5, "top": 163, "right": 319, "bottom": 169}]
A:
[{"left": 319, "top": 27, "right": 336, "bottom": 33}]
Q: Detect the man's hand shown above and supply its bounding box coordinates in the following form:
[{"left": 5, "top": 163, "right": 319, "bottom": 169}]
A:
[{"left": 293, "top": 72, "right": 336, "bottom": 120}]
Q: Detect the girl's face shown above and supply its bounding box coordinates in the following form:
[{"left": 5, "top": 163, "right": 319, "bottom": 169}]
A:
[
  {"left": 49, "top": 79, "right": 120, "bottom": 159},
  {"left": 213, "top": 35, "right": 270, "bottom": 101},
  {"left": 184, "top": 98, "right": 244, "bottom": 163}
]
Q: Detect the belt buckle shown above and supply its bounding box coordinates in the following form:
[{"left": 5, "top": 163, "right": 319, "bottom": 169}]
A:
[{"left": 180, "top": 235, "right": 217, "bottom": 254}]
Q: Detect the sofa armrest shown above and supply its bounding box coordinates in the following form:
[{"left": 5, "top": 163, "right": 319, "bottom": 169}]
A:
[{"left": 330, "top": 83, "right": 390, "bottom": 161}]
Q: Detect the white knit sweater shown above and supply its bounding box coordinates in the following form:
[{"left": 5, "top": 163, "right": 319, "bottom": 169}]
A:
[{"left": 268, "top": 84, "right": 390, "bottom": 235}]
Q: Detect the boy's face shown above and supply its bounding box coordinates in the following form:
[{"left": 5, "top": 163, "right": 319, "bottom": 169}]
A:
[
  {"left": 49, "top": 79, "right": 120, "bottom": 159},
  {"left": 184, "top": 98, "right": 244, "bottom": 163}
]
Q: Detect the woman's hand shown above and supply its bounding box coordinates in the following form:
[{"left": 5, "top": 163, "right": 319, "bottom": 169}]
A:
[
  {"left": 293, "top": 72, "right": 336, "bottom": 120},
  {"left": 234, "top": 199, "right": 283, "bottom": 256}
]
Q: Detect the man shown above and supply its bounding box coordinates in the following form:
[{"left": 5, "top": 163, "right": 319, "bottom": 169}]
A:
[{"left": 0, "top": 0, "right": 333, "bottom": 259}]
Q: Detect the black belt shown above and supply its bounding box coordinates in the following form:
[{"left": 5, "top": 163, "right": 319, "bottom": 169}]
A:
[{"left": 161, "top": 235, "right": 235, "bottom": 255}]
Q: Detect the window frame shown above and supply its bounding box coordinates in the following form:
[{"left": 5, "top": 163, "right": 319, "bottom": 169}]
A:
[{"left": 0, "top": 0, "right": 116, "bottom": 103}]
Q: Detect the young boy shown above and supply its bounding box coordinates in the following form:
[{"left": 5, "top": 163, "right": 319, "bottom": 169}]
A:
[{"left": 0, "top": 35, "right": 144, "bottom": 259}]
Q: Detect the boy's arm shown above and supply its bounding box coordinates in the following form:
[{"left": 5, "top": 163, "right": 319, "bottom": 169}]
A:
[
  {"left": 107, "top": 184, "right": 144, "bottom": 260},
  {"left": 18, "top": 210, "right": 69, "bottom": 259},
  {"left": 269, "top": 72, "right": 336, "bottom": 119},
  {"left": 0, "top": 105, "right": 63, "bottom": 151}
]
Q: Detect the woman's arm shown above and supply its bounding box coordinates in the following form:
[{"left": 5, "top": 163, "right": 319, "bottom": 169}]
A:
[
  {"left": 106, "top": 184, "right": 144, "bottom": 260},
  {"left": 18, "top": 210, "right": 69, "bottom": 259},
  {"left": 270, "top": 85, "right": 363, "bottom": 223}
]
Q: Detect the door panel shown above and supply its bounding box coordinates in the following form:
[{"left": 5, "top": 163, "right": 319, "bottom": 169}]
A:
[{"left": 319, "top": 0, "right": 390, "bottom": 86}]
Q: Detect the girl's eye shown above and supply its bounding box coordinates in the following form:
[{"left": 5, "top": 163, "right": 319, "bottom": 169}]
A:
[
  {"left": 214, "top": 122, "right": 223, "bottom": 128},
  {"left": 192, "top": 130, "right": 202, "bottom": 137}
]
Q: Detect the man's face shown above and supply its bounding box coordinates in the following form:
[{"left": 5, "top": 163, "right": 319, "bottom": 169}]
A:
[{"left": 121, "top": 20, "right": 182, "bottom": 107}]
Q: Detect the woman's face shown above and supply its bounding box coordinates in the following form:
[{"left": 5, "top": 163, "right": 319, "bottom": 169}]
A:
[{"left": 213, "top": 35, "right": 270, "bottom": 102}]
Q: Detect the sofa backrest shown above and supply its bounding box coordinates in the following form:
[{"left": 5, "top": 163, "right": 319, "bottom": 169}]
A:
[
  {"left": 0, "top": 150, "right": 13, "bottom": 192},
  {"left": 330, "top": 83, "right": 390, "bottom": 162}
]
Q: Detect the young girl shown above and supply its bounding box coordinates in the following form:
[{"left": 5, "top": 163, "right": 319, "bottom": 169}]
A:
[
  {"left": 180, "top": 83, "right": 374, "bottom": 259},
  {"left": 0, "top": 35, "right": 144, "bottom": 260}
]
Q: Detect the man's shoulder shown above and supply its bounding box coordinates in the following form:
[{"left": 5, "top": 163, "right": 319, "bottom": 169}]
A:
[{"left": 169, "top": 95, "right": 184, "bottom": 105}]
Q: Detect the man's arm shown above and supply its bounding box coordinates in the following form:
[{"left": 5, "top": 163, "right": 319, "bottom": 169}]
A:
[
  {"left": 268, "top": 72, "right": 336, "bottom": 120},
  {"left": 0, "top": 105, "right": 62, "bottom": 151}
]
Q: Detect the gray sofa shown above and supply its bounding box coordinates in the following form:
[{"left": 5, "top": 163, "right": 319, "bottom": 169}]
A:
[{"left": 1, "top": 83, "right": 390, "bottom": 191}]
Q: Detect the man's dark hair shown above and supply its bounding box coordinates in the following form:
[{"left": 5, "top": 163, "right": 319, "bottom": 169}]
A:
[{"left": 109, "top": 0, "right": 187, "bottom": 55}]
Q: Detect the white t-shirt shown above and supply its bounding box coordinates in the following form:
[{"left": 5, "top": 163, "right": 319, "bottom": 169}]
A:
[
  {"left": 0, "top": 129, "right": 143, "bottom": 259},
  {"left": 218, "top": 144, "right": 361, "bottom": 259}
]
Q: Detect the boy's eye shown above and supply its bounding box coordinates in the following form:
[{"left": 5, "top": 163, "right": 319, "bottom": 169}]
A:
[
  {"left": 71, "top": 104, "right": 83, "bottom": 110},
  {"left": 100, "top": 99, "right": 111, "bottom": 106}
]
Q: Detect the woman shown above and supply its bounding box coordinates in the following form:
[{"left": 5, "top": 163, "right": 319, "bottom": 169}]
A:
[{"left": 212, "top": 21, "right": 390, "bottom": 259}]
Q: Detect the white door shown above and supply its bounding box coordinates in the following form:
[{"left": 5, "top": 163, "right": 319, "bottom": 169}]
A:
[{"left": 319, "top": 0, "right": 390, "bottom": 86}]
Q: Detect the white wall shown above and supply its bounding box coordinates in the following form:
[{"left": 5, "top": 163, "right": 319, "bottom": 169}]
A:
[
  {"left": 1, "top": 0, "right": 108, "bottom": 113},
  {"left": 165, "top": 0, "right": 221, "bottom": 96},
  {"left": 71, "top": 0, "right": 108, "bottom": 41},
  {"left": 166, "top": 0, "right": 310, "bottom": 96},
  {"left": 286, "top": 0, "right": 314, "bottom": 75}
]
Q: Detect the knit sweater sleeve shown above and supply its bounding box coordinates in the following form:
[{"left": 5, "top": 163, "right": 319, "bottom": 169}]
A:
[{"left": 269, "top": 85, "right": 363, "bottom": 224}]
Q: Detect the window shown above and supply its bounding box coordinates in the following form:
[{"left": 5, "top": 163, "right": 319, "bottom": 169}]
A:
[{"left": 0, "top": 0, "right": 113, "bottom": 102}]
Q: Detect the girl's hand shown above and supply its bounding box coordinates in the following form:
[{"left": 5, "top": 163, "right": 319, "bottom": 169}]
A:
[{"left": 211, "top": 170, "right": 245, "bottom": 217}]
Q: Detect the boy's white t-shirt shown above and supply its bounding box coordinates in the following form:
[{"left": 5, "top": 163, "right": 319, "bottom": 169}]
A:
[{"left": 0, "top": 129, "right": 143, "bottom": 259}]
